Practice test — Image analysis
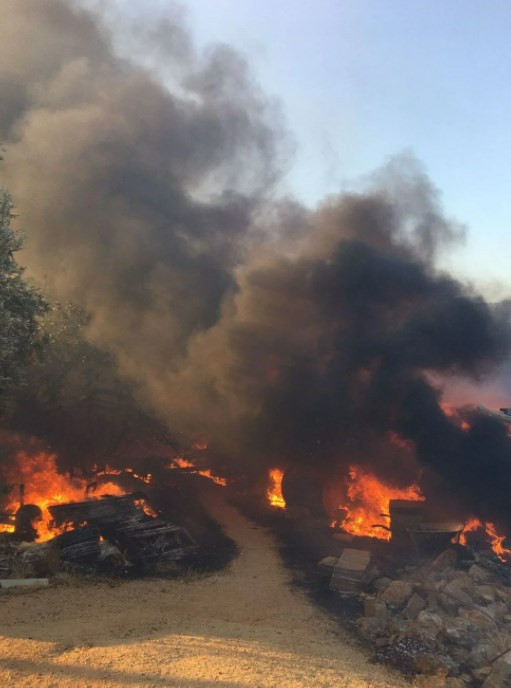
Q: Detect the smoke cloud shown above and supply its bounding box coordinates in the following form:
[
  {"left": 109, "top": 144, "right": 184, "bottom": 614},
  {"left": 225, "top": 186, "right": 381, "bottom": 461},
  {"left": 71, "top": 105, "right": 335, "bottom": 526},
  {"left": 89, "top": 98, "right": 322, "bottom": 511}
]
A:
[{"left": 1, "top": 1, "right": 511, "bottom": 529}]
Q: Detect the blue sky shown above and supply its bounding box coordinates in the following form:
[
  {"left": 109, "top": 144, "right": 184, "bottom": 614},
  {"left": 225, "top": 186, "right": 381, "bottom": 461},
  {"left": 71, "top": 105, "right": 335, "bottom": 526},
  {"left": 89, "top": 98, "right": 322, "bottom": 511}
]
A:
[{"left": 123, "top": 0, "right": 511, "bottom": 295}]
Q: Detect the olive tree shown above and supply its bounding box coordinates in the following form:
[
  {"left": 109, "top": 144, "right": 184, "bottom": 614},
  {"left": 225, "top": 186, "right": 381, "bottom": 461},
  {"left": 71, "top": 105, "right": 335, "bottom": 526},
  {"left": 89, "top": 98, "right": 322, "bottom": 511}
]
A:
[
  {"left": 0, "top": 190, "right": 46, "bottom": 411},
  {"left": 11, "top": 301, "right": 180, "bottom": 476}
]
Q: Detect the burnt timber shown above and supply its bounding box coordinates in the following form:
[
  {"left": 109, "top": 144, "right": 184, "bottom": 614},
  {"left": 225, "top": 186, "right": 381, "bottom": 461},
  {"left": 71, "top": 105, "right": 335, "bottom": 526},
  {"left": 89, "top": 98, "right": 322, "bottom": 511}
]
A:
[{"left": 49, "top": 492, "right": 196, "bottom": 573}]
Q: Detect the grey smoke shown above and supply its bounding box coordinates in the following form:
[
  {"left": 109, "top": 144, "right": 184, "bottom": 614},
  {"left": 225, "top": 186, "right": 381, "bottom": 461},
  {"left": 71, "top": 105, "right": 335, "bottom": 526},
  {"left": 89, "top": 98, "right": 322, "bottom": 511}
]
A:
[{"left": 1, "top": 0, "right": 511, "bottom": 529}]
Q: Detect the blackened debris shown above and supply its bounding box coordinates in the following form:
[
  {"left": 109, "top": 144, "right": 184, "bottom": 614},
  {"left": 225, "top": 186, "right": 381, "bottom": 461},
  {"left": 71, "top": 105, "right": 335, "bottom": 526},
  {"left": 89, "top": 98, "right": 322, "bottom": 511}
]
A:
[{"left": 49, "top": 492, "right": 196, "bottom": 573}]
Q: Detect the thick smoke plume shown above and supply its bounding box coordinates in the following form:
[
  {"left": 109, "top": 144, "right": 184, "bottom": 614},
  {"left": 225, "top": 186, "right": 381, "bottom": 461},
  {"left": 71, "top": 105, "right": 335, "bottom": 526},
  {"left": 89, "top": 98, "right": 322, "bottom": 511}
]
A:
[{"left": 1, "top": 1, "right": 511, "bottom": 529}]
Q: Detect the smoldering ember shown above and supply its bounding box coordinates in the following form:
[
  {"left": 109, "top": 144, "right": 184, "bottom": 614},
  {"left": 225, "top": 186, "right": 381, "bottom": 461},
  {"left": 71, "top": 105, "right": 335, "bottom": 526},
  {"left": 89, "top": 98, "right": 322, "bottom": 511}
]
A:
[{"left": 1, "top": 2, "right": 511, "bottom": 688}]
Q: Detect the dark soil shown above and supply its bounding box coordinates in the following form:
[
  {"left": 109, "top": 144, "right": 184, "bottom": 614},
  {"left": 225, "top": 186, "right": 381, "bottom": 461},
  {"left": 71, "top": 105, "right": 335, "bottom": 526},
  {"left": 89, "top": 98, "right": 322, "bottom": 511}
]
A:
[{"left": 139, "top": 471, "right": 239, "bottom": 574}]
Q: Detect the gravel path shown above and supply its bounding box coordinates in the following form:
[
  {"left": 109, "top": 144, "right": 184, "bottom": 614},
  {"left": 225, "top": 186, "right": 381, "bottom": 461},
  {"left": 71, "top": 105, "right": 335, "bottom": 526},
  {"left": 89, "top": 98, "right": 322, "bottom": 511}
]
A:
[{"left": 0, "top": 494, "right": 411, "bottom": 687}]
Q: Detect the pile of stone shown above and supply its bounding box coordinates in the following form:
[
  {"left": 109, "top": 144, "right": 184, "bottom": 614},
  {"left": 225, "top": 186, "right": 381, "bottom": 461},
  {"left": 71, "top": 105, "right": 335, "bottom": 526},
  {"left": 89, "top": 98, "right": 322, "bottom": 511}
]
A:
[{"left": 355, "top": 547, "right": 511, "bottom": 687}]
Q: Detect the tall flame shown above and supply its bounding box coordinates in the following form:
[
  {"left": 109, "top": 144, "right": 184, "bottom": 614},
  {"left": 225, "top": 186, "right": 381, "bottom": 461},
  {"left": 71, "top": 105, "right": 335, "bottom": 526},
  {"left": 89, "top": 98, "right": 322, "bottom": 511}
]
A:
[
  {"left": 1, "top": 450, "right": 124, "bottom": 541},
  {"left": 332, "top": 465, "right": 424, "bottom": 540},
  {"left": 267, "top": 468, "right": 286, "bottom": 509}
]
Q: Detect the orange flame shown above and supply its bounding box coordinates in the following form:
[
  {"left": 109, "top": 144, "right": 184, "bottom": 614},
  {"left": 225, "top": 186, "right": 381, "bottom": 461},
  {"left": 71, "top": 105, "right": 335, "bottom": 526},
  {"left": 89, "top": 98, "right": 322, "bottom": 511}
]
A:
[
  {"left": 94, "top": 465, "right": 122, "bottom": 476},
  {"left": 170, "top": 457, "right": 227, "bottom": 486},
  {"left": 460, "top": 518, "right": 511, "bottom": 562},
  {"left": 124, "top": 468, "right": 153, "bottom": 484},
  {"left": 2, "top": 450, "right": 124, "bottom": 541},
  {"left": 133, "top": 498, "right": 159, "bottom": 518},
  {"left": 440, "top": 403, "right": 471, "bottom": 431},
  {"left": 0, "top": 520, "right": 15, "bottom": 534},
  {"left": 192, "top": 439, "right": 208, "bottom": 451},
  {"left": 332, "top": 465, "right": 424, "bottom": 540},
  {"left": 267, "top": 468, "right": 286, "bottom": 509},
  {"left": 95, "top": 466, "right": 153, "bottom": 484}
]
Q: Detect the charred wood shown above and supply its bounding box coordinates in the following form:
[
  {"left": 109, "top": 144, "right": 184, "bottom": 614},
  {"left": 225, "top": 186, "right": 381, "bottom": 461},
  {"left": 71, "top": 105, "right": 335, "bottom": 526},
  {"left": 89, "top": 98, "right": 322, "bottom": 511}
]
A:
[{"left": 48, "top": 493, "right": 196, "bottom": 573}]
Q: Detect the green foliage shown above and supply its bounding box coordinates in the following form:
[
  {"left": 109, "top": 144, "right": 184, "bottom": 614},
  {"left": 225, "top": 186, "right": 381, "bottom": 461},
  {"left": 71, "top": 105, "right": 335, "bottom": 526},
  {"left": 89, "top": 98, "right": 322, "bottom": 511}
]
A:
[
  {"left": 12, "top": 302, "right": 177, "bottom": 472},
  {"left": 28, "top": 301, "right": 113, "bottom": 406},
  {"left": 0, "top": 188, "right": 175, "bottom": 477},
  {"left": 0, "top": 190, "right": 46, "bottom": 411}
]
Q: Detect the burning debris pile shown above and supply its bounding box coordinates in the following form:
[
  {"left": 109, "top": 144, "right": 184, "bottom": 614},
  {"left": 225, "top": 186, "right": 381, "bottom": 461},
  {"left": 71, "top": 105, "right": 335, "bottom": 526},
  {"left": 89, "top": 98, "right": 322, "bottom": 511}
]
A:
[
  {"left": 0, "top": 445, "right": 126, "bottom": 540},
  {"left": 0, "top": 492, "right": 196, "bottom": 581},
  {"left": 52, "top": 492, "right": 195, "bottom": 572},
  {"left": 314, "top": 498, "right": 511, "bottom": 687},
  {"left": 0, "top": 441, "right": 207, "bottom": 582},
  {"left": 329, "top": 466, "right": 425, "bottom": 540},
  {"left": 261, "top": 466, "right": 511, "bottom": 685}
]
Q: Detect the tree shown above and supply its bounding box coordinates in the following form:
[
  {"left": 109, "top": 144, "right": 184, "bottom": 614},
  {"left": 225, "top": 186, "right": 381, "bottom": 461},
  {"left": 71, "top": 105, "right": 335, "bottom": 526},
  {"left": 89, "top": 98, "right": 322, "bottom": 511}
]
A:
[
  {"left": 0, "top": 190, "right": 46, "bottom": 412},
  {"left": 11, "top": 302, "right": 179, "bottom": 476}
]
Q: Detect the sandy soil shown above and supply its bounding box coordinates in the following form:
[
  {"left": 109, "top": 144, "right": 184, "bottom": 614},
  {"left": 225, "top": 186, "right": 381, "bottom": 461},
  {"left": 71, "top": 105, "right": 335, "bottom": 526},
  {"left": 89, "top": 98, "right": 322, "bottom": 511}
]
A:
[{"left": 0, "top": 494, "right": 411, "bottom": 687}]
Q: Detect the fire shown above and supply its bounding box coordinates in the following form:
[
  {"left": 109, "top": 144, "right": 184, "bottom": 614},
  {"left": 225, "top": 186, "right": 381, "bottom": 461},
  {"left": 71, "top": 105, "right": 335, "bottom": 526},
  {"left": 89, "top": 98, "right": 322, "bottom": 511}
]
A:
[
  {"left": 440, "top": 403, "right": 470, "bottom": 431},
  {"left": 94, "top": 465, "right": 122, "bottom": 476},
  {"left": 460, "top": 518, "right": 511, "bottom": 562},
  {"left": 0, "top": 520, "right": 15, "bottom": 534},
  {"left": 124, "top": 468, "right": 153, "bottom": 484},
  {"left": 170, "top": 457, "right": 227, "bottom": 486},
  {"left": 267, "top": 468, "right": 286, "bottom": 509},
  {"left": 133, "top": 498, "right": 159, "bottom": 518},
  {"left": 332, "top": 465, "right": 424, "bottom": 540},
  {"left": 94, "top": 466, "right": 153, "bottom": 484},
  {"left": 192, "top": 439, "right": 208, "bottom": 451},
  {"left": 1, "top": 449, "right": 124, "bottom": 541}
]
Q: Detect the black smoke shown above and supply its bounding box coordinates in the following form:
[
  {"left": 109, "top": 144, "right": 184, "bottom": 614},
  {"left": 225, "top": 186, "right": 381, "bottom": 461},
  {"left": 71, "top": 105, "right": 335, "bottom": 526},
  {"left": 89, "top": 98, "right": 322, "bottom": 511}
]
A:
[{"left": 1, "top": 1, "right": 511, "bottom": 529}]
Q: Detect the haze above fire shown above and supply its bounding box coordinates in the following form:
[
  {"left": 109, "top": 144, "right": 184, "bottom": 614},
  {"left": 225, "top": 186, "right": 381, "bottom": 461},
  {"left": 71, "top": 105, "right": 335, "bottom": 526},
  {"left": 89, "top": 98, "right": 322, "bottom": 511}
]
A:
[{"left": 1, "top": 1, "right": 511, "bottom": 530}]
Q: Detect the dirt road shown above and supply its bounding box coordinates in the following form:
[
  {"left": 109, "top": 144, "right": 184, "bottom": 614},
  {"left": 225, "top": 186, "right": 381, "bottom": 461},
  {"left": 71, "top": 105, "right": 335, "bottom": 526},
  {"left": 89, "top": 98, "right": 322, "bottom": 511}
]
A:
[{"left": 0, "top": 495, "right": 410, "bottom": 687}]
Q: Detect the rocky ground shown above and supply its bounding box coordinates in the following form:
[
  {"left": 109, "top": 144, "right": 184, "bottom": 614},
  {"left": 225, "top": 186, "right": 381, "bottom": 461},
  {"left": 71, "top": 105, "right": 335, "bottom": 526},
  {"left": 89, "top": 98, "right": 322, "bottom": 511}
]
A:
[
  {"left": 236, "top": 503, "right": 511, "bottom": 688},
  {"left": 354, "top": 547, "right": 511, "bottom": 687}
]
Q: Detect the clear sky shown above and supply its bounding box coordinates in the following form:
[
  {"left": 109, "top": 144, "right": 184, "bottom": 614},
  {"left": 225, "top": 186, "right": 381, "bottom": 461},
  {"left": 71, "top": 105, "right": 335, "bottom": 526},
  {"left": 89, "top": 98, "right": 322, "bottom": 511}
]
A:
[{"left": 122, "top": 0, "right": 511, "bottom": 295}]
